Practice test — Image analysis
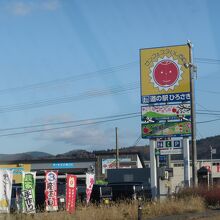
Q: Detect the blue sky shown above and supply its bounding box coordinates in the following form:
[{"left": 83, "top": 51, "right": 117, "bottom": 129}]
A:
[{"left": 0, "top": 0, "right": 220, "bottom": 154}]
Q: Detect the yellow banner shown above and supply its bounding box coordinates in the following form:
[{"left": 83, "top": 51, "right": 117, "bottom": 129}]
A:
[
  {"left": 140, "top": 44, "right": 191, "bottom": 99},
  {"left": 0, "top": 164, "right": 31, "bottom": 183}
]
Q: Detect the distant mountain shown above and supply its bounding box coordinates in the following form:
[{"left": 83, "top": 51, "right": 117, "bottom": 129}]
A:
[
  {"left": 94, "top": 135, "right": 220, "bottom": 161},
  {"left": 56, "top": 149, "right": 95, "bottom": 159},
  {"left": 197, "top": 135, "right": 220, "bottom": 159},
  {"left": 1, "top": 135, "right": 220, "bottom": 162},
  {"left": 0, "top": 151, "right": 53, "bottom": 161}
]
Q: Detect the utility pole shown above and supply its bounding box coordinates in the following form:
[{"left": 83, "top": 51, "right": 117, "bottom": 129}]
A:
[
  {"left": 115, "top": 127, "right": 119, "bottom": 169},
  {"left": 210, "top": 145, "right": 213, "bottom": 187},
  {"left": 188, "top": 41, "right": 197, "bottom": 187}
]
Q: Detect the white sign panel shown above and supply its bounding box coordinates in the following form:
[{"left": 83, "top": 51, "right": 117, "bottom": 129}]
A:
[{"left": 160, "top": 148, "right": 183, "bottom": 155}]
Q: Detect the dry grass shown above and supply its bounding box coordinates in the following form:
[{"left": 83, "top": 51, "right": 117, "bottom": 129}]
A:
[
  {"left": 176, "top": 186, "right": 220, "bottom": 207},
  {"left": 0, "top": 197, "right": 206, "bottom": 220},
  {"left": 143, "top": 196, "right": 205, "bottom": 219}
]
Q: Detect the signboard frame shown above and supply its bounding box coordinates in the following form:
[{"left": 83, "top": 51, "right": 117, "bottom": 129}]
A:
[
  {"left": 142, "top": 121, "right": 191, "bottom": 139},
  {"left": 140, "top": 44, "right": 191, "bottom": 104},
  {"left": 141, "top": 103, "right": 191, "bottom": 121}
]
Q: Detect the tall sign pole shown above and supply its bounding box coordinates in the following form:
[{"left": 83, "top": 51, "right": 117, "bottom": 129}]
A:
[
  {"left": 188, "top": 41, "right": 197, "bottom": 187},
  {"left": 150, "top": 139, "right": 157, "bottom": 200},
  {"left": 183, "top": 138, "right": 190, "bottom": 187},
  {"left": 115, "top": 127, "right": 119, "bottom": 169},
  {"left": 140, "top": 43, "right": 193, "bottom": 200}
]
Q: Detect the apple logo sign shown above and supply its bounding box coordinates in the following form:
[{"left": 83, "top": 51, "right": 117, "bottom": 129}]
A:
[{"left": 150, "top": 56, "right": 183, "bottom": 91}]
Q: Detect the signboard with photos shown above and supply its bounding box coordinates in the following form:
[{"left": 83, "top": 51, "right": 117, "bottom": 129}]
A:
[
  {"left": 141, "top": 121, "right": 191, "bottom": 139},
  {"left": 141, "top": 103, "right": 191, "bottom": 121}
]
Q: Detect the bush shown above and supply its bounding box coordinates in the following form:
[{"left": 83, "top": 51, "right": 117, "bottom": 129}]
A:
[{"left": 175, "top": 186, "right": 220, "bottom": 207}]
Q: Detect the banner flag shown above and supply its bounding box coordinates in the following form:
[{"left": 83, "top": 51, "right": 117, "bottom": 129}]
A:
[
  {"left": 86, "top": 173, "right": 95, "bottom": 204},
  {"left": 45, "top": 170, "right": 58, "bottom": 211},
  {"left": 66, "top": 174, "right": 77, "bottom": 213},
  {"left": 22, "top": 172, "right": 36, "bottom": 213},
  {"left": 0, "top": 170, "right": 13, "bottom": 213}
]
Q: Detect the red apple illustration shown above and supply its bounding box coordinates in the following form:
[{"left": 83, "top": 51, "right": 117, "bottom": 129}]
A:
[{"left": 153, "top": 60, "right": 179, "bottom": 87}]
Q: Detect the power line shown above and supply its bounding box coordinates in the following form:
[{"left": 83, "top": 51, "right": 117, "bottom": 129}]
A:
[
  {"left": 0, "top": 112, "right": 140, "bottom": 132},
  {"left": 197, "top": 118, "right": 220, "bottom": 124},
  {"left": 0, "top": 110, "right": 217, "bottom": 132},
  {"left": 0, "top": 80, "right": 219, "bottom": 114},
  {"left": 197, "top": 89, "right": 220, "bottom": 94},
  {"left": 0, "top": 110, "right": 219, "bottom": 137},
  {"left": 0, "top": 57, "right": 219, "bottom": 96},
  {"left": 0, "top": 61, "right": 138, "bottom": 95},
  {"left": 0, "top": 82, "right": 139, "bottom": 113},
  {"left": 195, "top": 58, "right": 220, "bottom": 64},
  {"left": 0, "top": 114, "right": 140, "bottom": 137},
  {"left": 132, "top": 135, "right": 142, "bottom": 146}
]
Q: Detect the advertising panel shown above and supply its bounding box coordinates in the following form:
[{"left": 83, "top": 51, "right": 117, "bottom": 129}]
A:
[
  {"left": 66, "top": 175, "right": 77, "bottom": 213},
  {"left": 141, "top": 103, "right": 191, "bottom": 121},
  {"left": 22, "top": 172, "right": 36, "bottom": 213},
  {"left": 102, "top": 158, "right": 131, "bottom": 174},
  {"left": 0, "top": 170, "right": 13, "bottom": 213},
  {"left": 0, "top": 164, "right": 31, "bottom": 183},
  {"left": 45, "top": 171, "right": 58, "bottom": 211},
  {"left": 86, "top": 173, "right": 95, "bottom": 204},
  {"left": 142, "top": 121, "right": 191, "bottom": 138},
  {"left": 140, "top": 44, "right": 191, "bottom": 104}
]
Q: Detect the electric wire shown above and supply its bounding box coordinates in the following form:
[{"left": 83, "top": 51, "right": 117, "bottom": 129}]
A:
[
  {"left": 0, "top": 114, "right": 140, "bottom": 137},
  {"left": 0, "top": 112, "right": 140, "bottom": 132},
  {"left": 132, "top": 135, "right": 142, "bottom": 146},
  {"left": 0, "top": 61, "right": 138, "bottom": 95},
  {"left": 0, "top": 110, "right": 218, "bottom": 137},
  {"left": 0, "top": 57, "right": 219, "bottom": 96},
  {"left": 0, "top": 82, "right": 139, "bottom": 113}
]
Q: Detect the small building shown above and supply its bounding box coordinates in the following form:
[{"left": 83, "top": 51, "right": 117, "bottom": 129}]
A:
[
  {"left": 0, "top": 158, "right": 96, "bottom": 184},
  {"left": 95, "top": 151, "right": 145, "bottom": 181}
]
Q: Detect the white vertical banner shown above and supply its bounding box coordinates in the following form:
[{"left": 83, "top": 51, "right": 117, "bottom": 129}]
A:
[
  {"left": 0, "top": 170, "right": 13, "bottom": 213},
  {"left": 86, "top": 173, "right": 95, "bottom": 204}
]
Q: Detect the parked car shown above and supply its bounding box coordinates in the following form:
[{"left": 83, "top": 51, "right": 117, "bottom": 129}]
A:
[
  {"left": 90, "top": 184, "right": 113, "bottom": 204},
  {"left": 108, "top": 182, "right": 151, "bottom": 201}
]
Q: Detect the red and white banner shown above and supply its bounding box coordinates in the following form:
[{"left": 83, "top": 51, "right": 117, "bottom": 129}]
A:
[
  {"left": 86, "top": 173, "right": 95, "bottom": 204},
  {"left": 66, "top": 174, "right": 77, "bottom": 213},
  {"left": 45, "top": 171, "right": 58, "bottom": 211}
]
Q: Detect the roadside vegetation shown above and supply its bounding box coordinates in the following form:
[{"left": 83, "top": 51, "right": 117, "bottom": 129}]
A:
[{"left": 0, "top": 194, "right": 207, "bottom": 220}]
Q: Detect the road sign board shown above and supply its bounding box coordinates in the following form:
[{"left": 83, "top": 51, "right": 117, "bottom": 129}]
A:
[
  {"left": 141, "top": 103, "right": 191, "bottom": 121},
  {"left": 156, "top": 140, "right": 182, "bottom": 149},
  {"left": 140, "top": 44, "right": 191, "bottom": 104},
  {"left": 160, "top": 148, "right": 183, "bottom": 155},
  {"left": 142, "top": 122, "right": 191, "bottom": 139},
  {"left": 159, "top": 155, "right": 167, "bottom": 163}
]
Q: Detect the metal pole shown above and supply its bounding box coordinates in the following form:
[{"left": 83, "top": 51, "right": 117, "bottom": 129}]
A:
[
  {"left": 138, "top": 201, "right": 142, "bottom": 220},
  {"left": 156, "top": 154, "right": 160, "bottom": 200},
  {"left": 188, "top": 41, "right": 197, "bottom": 187},
  {"left": 150, "top": 139, "right": 157, "bottom": 200},
  {"left": 210, "top": 145, "right": 213, "bottom": 187},
  {"left": 115, "top": 127, "right": 119, "bottom": 169},
  {"left": 183, "top": 138, "right": 190, "bottom": 187},
  {"left": 167, "top": 154, "right": 171, "bottom": 196}
]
